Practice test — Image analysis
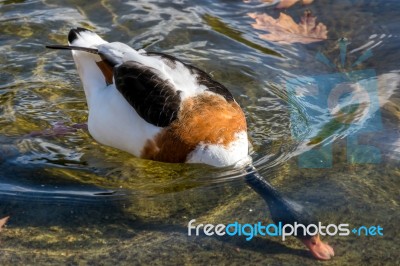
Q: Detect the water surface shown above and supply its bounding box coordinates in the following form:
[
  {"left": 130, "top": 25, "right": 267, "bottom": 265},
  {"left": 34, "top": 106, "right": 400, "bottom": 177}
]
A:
[{"left": 0, "top": 0, "right": 399, "bottom": 264}]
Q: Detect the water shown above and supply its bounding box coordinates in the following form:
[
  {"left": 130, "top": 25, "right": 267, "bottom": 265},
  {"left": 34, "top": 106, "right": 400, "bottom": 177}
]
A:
[{"left": 0, "top": 0, "right": 399, "bottom": 264}]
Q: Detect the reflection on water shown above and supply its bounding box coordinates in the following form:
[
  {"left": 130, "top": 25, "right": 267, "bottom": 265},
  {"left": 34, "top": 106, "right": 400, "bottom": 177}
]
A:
[{"left": 0, "top": 0, "right": 399, "bottom": 264}]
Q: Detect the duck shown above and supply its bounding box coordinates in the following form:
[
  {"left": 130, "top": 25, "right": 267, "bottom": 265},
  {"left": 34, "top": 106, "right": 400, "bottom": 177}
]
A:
[{"left": 46, "top": 27, "right": 334, "bottom": 260}]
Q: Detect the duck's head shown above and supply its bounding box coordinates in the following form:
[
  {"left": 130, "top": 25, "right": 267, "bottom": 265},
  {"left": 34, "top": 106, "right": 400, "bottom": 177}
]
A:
[
  {"left": 266, "top": 188, "right": 335, "bottom": 260},
  {"left": 301, "top": 234, "right": 334, "bottom": 260},
  {"left": 245, "top": 168, "right": 335, "bottom": 260}
]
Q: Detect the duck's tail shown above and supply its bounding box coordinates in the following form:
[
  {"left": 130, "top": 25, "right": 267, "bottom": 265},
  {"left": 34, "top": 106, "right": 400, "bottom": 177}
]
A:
[
  {"left": 47, "top": 28, "right": 111, "bottom": 104},
  {"left": 67, "top": 27, "right": 107, "bottom": 48}
]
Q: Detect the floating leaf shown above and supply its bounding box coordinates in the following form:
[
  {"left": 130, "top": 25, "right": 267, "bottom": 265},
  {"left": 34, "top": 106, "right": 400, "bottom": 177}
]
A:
[
  {"left": 249, "top": 11, "right": 328, "bottom": 44},
  {"left": 243, "top": 0, "right": 274, "bottom": 3},
  {"left": 203, "top": 14, "right": 282, "bottom": 57},
  {"left": 243, "top": 0, "right": 314, "bottom": 8},
  {"left": 276, "top": 0, "right": 314, "bottom": 9},
  {"left": 0, "top": 216, "right": 9, "bottom": 232}
]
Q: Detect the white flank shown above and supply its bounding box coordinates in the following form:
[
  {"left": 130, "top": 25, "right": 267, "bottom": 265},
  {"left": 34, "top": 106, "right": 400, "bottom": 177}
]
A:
[
  {"left": 88, "top": 83, "right": 162, "bottom": 157},
  {"left": 186, "top": 131, "right": 250, "bottom": 167}
]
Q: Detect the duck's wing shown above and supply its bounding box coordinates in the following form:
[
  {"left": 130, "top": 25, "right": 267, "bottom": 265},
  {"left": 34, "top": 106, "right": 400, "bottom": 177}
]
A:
[
  {"left": 112, "top": 51, "right": 234, "bottom": 128},
  {"left": 113, "top": 59, "right": 182, "bottom": 127}
]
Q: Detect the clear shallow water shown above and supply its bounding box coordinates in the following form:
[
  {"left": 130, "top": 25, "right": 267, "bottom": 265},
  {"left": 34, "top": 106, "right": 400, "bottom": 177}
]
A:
[{"left": 0, "top": 0, "right": 399, "bottom": 264}]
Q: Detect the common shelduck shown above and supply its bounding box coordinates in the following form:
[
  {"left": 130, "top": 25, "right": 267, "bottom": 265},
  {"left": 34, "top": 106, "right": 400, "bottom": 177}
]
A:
[{"left": 46, "top": 27, "right": 334, "bottom": 260}]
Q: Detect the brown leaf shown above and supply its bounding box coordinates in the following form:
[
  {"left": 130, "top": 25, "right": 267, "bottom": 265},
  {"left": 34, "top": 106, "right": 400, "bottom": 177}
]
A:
[
  {"left": 276, "top": 0, "right": 314, "bottom": 8},
  {"left": 276, "top": 0, "right": 299, "bottom": 8},
  {"left": 0, "top": 216, "right": 9, "bottom": 232},
  {"left": 249, "top": 11, "right": 328, "bottom": 44},
  {"left": 243, "top": 0, "right": 274, "bottom": 3},
  {"left": 243, "top": 0, "right": 314, "bottom": 8}
]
